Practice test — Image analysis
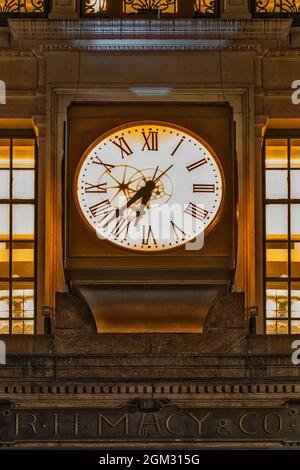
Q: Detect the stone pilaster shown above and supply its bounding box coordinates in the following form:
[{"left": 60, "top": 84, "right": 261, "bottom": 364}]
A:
[
  {"left": 32, "top": 115, "right": 47, "bottom": 334},
  {"left": 222, "top": 0, "right": 252, "bottom": 19},
  {"left": 48, "top": 0, "right": 79, "bottom": 19},
  {"left": 254, "top": 114, "right": 268, "bottom": 333}
]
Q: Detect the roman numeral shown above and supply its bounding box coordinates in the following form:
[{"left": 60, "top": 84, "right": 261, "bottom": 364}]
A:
[
  {"left": 92, "top": 156, "right": 114, "bottom": 173},
  {"left": 185, "top": 203, "right": 208, "bottom": 221},
  {"left": 112, "top": 137, "right": 133, "bottom": 159},
  {"left": 110, "top": 218, "right": 131, "bottom": 238},
  {"left": 171, "top": 138, "right": 184, "bottom": 156},
  {"left": 186, "top": 158, "right": 207, "bottom": 172},
  {"left": 142, "top": 226, "right": 157, "bottom": 246},
  {"left": 170, "top": 221, "right": 187, "bottom": 240},
  {"left": 85, "top": 182, "right": 107, "bottom": 193},
  {"left": 193, "top": 184, "right": 215, "bottom": 193},
  {"left": 89, "top": 199, "right": 113, "bottom": 220},
  {"left": 142, "top": 131, "right": 158, "bottom": 151}
]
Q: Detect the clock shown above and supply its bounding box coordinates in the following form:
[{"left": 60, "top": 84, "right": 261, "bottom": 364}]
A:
[{"left": 74, "top": 122, "right": 224, "bottom": 252}]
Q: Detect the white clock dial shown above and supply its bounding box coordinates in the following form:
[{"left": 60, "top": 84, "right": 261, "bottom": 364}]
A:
[{"left": 75, "top": 122, "right": 224, "bottom": 252}]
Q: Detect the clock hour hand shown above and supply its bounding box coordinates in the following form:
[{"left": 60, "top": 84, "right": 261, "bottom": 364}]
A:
[
  {"left": 134, "top": 189, "right": 153, "bottom": 227},
  {"left": 105, "top": 180, "right": 155, "bottom": 227}
]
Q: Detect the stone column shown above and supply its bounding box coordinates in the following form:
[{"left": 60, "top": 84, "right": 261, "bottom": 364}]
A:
[
  {"left": 48, "top": 0, "right": 79, "bottom": 19},
  {"left": 222, "top": 0, "right": 252, "bottom": 19},
  {"left": 32, "top": 115, "right": 47, "bottom": 334},
  {"left": 254, "top": 114, "right": 268, "bottom": 333}
]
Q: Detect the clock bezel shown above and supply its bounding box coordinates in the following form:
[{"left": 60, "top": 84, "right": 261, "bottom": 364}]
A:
[{"left": 73, "top": 120, "right": 225, "bottom": 253}]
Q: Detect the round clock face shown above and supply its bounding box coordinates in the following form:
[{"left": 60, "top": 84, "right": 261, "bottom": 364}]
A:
[{"left": 75, "top": 122, "right": 224, "bottom": 252}]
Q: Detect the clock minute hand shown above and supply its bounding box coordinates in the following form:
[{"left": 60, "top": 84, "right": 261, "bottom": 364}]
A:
[{"left": 153, "top": 164, "right": 174, "bottom": 183}]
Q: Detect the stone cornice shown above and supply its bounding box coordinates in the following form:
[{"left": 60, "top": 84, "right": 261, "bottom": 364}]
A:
[
  {"left": 7, "top": 18, "right": 292, "bottom": 46},
  {"left": 36, "top": 43, "right": 268, "bottom": 53},
  {"left": 2, "top": 43, "right": 300, "bottom": 58}
]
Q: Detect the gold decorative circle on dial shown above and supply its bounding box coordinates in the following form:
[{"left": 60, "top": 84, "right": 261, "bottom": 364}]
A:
[{"left": 75, "top": 122, "right": 224, "bottom": 252}]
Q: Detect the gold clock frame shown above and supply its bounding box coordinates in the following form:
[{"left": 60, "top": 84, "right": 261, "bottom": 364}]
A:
[{"left": 73, "top": 120, "right": 225, "bottom": 253}]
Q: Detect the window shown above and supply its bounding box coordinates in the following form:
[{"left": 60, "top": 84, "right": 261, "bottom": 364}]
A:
[
  {"left": 81, "top": 0, "right": 107, "bottom": 16},
  {"left": 194, "top": 0, "right": 219, "bottom": 17},
  {"left": 0, "top": 0, "right": 49, "bottom": 24},
  {"left": 252, "top": 0, "right": 300, "bottom": 23},
  {"left": 81, "top": 0, "right": 219, "bottom": 17},
  {"left": 0, "top": 133, "right": 37, "bottom": 335},
  {"left": 264, "top": 135, "right": 300, "bottom": 334},
  {"left": 123, "top": 0, "right": 177, "bottom": 14}
]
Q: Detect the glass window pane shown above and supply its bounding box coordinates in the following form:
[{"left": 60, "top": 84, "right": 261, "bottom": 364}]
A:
[
  {"left": 291, "top": 139, "right": 300, "bottom": 169},
  {"left": 12, "top": 170, "right": 34, "bottom": 199},
  {"left": 265, "top": 139, "right": 288, "bottom": 168},
  {"left": 24, "top": 320, "right": 34, "bottom": 334},
  {"left": 12, "top": 139, "right": 35, "bottom": 169},
  {"left": 291, "top": 283, "right": 300, "bottom": 319},
  {"left": 12, "top": 282, "right": 34, "bottom": 319},
  {"left": 266, "top": 320, "right": 277, "bottom": 334},
  {"left": 0, "top": 283, "right": 9, "bottom": 318},
  {"left": 0, "top": 204, "right": 9, "bottom": 241},
  {"left": 12, "top": 320, "right": 23, "bottom": 334},
  {"left": 0, "top": 242, "right": 9, "bottom": 278},
  {"left": 266, "top": 320, "right": 288, "bottom": 334},
  {"left": 0, "top": 139, "right": 10, "bottom": 168},
  {"left": 12, "top": 204, "right": 34, "bottom": 240},
  {"left": 266, "top": 170, "right": 288, "bottom": 199},
  {"left": 291, "top": 204, "right": 300, "bottom": 240},
  {"left": 12, "top": 242, "right": 34, "bottom": 278},
  {"left": 0, "top": 320, "right": 9, "bottom": 334},
  {"left": 11, "top": 320, "right": 34, "bottom": 334},
  {"left": 259, "top": 0, "right": 276, "bottom": 12},
  {"left": 123, "top": 0, "right": 176, "bottom": 13},
  {"left": 266, "top": 204, "right": 288, "bottom": 240},
  {"left": 291, "top": 170, "right": 300, "bottom": 199},
  {"left": 291, "top": 242, "right": 300, "bottom": 277},
  {"left": 291, "top": 321, "right": 300, "bottom": 334},
  {"left": 266, "top": 242, "right": 288, "bottom": 278},
  {"left": 0, "top": 170, "right": 10, "bottom": 199},
  {"left": 266, "top": 282, "right": 288, "bottom": 318},
  {"left": 276, "top": 321, "right": 288, "bottom": 334}
]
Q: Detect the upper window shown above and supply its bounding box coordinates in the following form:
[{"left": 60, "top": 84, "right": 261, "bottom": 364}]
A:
[
  {"left": 81, "top": 0, "right": 219, "bottom": 17},
  {"left": 123, "top": 0, "right": 178, "bottom": 15},
  {"left": 0, "top": 0, "right": 49, "bottom": 23},
  {"left": 264, "top": 135, "right": 300, "bottom": 334},
  {"left": 0, "top": 133, "right": 37, "bottom": 335},
  {"left": 252, "top": 0, "right": 300, "bottom": 22}
]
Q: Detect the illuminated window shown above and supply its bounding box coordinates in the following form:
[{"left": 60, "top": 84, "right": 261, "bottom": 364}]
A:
[
  {"left": 123, "top": 0, "right": 177, "bottom": 14},
  {"left": 0, "top": 0, "right": 48, "bottom": 22},
  {"left": 81, "top": 0, "right": 107, "bottom": 16},
  {"left": 264, "top": 136, "right": 300, "bottom": 334},
  {"left": 194, "top": 0, "right": 219, "bottom": 17},
  {"left": 0, "top": 134, "right": 36, "bottom": 335},
  {"left": 252, "top": 0, "right": 300, "bottom": 22}
]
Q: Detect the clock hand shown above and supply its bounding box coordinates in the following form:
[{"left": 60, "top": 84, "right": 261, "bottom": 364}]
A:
[
  {"left": 152, "top": 166, "right": 159, "bottom": 181},
  {"left": 134, "top": 165, "right": 173, "bottom": 223},
  {"left": 104, "top": 180, "right": 154, "bottom": 227},
  {"left": 134, "top": 188, "right": 154, "bottom": 227},
  {"left": 153, "top": 164, "right": 174, "bottom": 183}
]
